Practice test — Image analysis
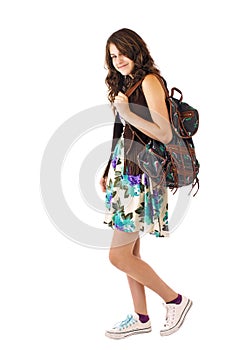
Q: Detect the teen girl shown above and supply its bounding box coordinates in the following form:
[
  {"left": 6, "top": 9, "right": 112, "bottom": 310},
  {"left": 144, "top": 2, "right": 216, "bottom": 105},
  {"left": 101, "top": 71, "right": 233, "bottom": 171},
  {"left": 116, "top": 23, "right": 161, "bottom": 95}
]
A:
[{"left": 100, "top": 28, "right": 192, "bottom": 339}]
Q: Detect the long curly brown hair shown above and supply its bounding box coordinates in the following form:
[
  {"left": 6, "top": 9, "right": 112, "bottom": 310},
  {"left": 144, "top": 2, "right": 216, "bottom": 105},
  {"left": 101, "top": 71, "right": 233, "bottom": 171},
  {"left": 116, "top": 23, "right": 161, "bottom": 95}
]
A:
[{"left": 105, "top": 28, "right": 162, "bottom": 102}]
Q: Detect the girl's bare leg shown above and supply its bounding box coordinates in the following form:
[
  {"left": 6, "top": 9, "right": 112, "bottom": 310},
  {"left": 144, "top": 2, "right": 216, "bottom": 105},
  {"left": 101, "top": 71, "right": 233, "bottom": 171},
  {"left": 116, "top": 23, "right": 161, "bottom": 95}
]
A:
[
  {"left": 110, "top": 229, "right": 178, "bottom": 303},
  {"left": 127, "top": 238, "right": 148, "bottom": 315}
]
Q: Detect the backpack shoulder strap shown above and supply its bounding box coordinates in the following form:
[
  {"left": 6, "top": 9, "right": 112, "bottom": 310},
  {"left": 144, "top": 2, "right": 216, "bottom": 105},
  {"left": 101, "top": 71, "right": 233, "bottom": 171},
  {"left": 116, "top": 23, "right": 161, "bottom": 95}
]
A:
[{"left": 125, "top": 78, "right": 144, "bottom": 97}]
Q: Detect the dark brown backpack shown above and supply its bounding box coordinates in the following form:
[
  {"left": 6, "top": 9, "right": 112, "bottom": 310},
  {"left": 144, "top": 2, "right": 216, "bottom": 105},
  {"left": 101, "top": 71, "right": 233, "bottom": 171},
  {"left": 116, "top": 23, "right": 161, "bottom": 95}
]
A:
[{"left": 125, "top": 76, "right": 200, "bottom": 196}]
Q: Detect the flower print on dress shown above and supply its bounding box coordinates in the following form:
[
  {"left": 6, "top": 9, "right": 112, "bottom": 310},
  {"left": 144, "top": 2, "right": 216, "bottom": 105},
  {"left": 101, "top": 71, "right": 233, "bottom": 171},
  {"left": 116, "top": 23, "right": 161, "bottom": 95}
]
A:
[
  {"left": 128, "top": 174, "right": 141, "bottom": 186},
  {"left": 112, "top": 210, "right": 136, "bottom": 232},
  {"left": 144, "top": 192, "right": 154, "bottom": 225},
  {"left": 162, "top": 204, "right": 169, "bottom": 231},
  {"left": 104, "top": 136, "right": 169, "bottom": 237},
  {"left": 143, "top": 173, "right": 150, "bottom": 187},
  {"left": 111, "top": 140, "right": 122, "bottom": 169},
  {"left": 121, "top": 174, "right": 141, "bottom": 198},
  {"left": 151, "top": 187, "right": 165, "bottom": 216},
  {"left": 111, "top": 156, "right": 118, "bottom": 169},
  {"left": 105, "top": 179, "right": 116, "bottom": 210}
]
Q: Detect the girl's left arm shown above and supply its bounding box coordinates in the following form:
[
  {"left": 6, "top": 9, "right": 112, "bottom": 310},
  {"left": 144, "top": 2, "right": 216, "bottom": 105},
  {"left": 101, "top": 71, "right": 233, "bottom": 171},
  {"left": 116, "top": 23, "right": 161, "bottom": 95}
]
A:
[{"left": 114, "top": 74, "right": 172, "bottom": 144}]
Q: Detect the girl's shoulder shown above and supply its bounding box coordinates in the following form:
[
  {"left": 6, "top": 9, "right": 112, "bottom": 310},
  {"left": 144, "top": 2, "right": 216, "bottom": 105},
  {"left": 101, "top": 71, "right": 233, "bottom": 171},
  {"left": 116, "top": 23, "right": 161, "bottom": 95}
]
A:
[
  {"left": 142, "top": 73, "right": 163, "bottom": 88},
  {"left": 142, "top": 74, "right": 167, "bottom": 97}
]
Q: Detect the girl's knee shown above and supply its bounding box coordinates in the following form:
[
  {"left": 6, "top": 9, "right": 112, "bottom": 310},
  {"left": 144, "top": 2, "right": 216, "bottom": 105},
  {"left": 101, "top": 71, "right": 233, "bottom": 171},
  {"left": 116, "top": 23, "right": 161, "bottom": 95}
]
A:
[
  {"left": 109, "top": 231, "right": 139, "bottom": 271},
  {"left": 109, "top": 248, "right": 121, "bottom": 268},
  {"left": 109, "top": 248, "right": 129, "bottom": 271}
]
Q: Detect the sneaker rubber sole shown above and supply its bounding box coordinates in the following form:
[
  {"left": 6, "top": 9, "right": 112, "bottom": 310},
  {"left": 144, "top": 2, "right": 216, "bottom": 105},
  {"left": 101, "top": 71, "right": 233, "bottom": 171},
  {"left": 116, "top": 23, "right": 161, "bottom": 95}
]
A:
[{"left": 105, "top": 325, "right": 152, "bottom": 340}]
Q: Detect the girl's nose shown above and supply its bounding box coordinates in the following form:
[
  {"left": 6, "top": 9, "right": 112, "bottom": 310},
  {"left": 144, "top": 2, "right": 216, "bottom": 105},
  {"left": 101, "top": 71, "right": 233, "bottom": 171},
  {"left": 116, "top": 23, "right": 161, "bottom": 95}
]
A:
[{"left": 116, "top": 55, "right": 123, "bottom": 65}]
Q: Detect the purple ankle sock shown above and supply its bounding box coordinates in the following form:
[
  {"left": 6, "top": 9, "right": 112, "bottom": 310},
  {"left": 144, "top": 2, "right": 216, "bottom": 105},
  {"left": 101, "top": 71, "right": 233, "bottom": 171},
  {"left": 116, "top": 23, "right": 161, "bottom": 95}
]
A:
[
  {"left": 166, "top": 294, "right": 182, "bottom": 305},
  {"left": 137, "top": 313, "right": 150, "bottom": 323}
]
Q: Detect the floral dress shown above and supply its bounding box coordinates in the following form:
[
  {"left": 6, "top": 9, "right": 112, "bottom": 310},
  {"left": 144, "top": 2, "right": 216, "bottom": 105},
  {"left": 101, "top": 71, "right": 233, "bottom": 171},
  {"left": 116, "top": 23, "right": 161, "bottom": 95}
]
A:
[{"left": 104, "top": 134, "right": 169, "bottom": 237}]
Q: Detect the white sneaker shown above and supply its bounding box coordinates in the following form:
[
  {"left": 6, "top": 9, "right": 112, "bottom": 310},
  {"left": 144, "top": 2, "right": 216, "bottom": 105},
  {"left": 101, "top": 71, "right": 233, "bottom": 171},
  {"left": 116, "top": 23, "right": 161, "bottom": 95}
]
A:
[
  {"left": 105, "top": 313, "right": 152, "bottom": 339},
  {"left": 160, "top": 296, "right": 192, "bottom": 336}
]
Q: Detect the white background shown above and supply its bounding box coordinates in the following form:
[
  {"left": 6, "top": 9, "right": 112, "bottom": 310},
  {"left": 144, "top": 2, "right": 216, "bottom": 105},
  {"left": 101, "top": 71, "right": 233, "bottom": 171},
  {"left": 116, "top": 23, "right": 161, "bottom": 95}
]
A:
[{"left": 1, "top": 0, "right": 233, "bottom": 349}]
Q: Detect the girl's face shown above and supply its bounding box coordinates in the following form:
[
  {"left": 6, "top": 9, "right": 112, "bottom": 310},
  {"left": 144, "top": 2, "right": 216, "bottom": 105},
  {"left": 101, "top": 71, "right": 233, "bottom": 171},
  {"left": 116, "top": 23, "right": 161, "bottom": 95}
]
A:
[{"left": 109, "top": 43, "right": 134, "bottom": 76}]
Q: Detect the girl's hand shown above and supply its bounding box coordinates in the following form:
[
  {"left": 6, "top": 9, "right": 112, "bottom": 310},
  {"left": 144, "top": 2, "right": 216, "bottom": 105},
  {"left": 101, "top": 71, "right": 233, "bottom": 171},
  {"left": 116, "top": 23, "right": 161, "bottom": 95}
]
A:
[
  {"left": 99, "top": 176, "right": 107, "bottom": 192},
  {"left": 114, "top": 92, "right": 131, "bottom": 118}
]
